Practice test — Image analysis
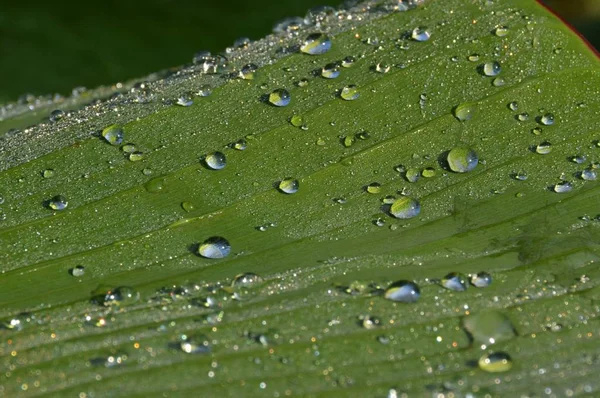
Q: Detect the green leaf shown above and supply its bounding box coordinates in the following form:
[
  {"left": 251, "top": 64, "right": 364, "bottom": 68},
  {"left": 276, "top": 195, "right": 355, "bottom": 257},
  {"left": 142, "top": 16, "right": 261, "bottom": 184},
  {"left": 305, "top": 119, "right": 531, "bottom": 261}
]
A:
[{"left": 1, "top": 0, "right": 600, "bottom": 396}]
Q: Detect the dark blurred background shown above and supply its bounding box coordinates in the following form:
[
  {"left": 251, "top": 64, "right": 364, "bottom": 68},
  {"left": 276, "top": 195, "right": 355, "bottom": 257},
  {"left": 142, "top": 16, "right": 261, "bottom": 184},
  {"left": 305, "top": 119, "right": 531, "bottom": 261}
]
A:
[{"left": 0, "top": 0, "right": 597, "bottom": 103}]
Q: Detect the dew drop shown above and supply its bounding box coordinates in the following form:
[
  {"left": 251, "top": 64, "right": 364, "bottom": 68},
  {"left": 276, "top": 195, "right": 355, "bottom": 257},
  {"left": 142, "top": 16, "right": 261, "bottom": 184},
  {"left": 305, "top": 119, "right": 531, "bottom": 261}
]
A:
[
  {"left": 290, "top": 115, "right": 304, "bottom": 127},
  {"left": 121, "top": 143, "right": 136, "bottom": 153},
  {"left": 453, "top": 103, "right": 476, "bottom": 121},
  {"left": 405, "top": 168, "right": 420, "bottom": 183},
  {"left": 375, "top": 62, "right": 391, "bottom": 73},
  {"left": 197, "top": 85, "right": 212, "bottom": 97},
  {"left": 104, "top": 286, "right": 140, "bottom": 306},
  {"left": 49, "top": 109, "right": 65, "bottom": 122},
  {"left": 411, "top": 26, "right": 430, "bottom": 41},
  {"left": 512, "top": 170, "right": 528, "bottom": 181},
  {"left": 540, "top": 113, "right": 555, "bottom": 125},
  {"left": 478, "top": 352, "right": 513, "bottom": 373},
  {"left": 382, "top": 195, "right": 396, "bottom": 204},
  {"left": 468, "top": 53, "right": 480, "bottom": 62},
  {"left": 180, "top": 335, "right": 211, "bottom": 354},
  {"left": 278, "top": 178, "right": 299, "bottom": 194},
  {"left": 102, "top": 124, "right": 124, "bottom": 146},
  {"left": 508, "top": 101, "right": 518, "bottom": 111},
  {"left": 342, "top": 135, "right": 355, "bottom": 147},
  {"left": 492, "top": 77, "right": 505, "bottom": 87},
  {"left": 198, "top": 237, "right": 231, "bottom": 259},
  {"left": 181, "top": 201, "right": 195, "bottom": 212},
  {"left": 516, "top": 112, "right": 529, "bottom": 122},
  {"left": 341, "top": 56, "right": 356, "bottom": 67},
  {"left": 232, "top": 139, "right": 247, "bottom": 150},
  {"left": 580, "top": 169, "right": 597, "bottom": 181},
  {"left": 553, "top": 181, "right": 573, "bottom": 193},
  {"left": 42, "top": 169, "right": 55, "bottom": 178},
  {"left": 471, "top": 271, "right": 492, "bottom": 288},
  {"left": 297, "top": 78, "right": 309, "bottom": 87},
  {"left": 300, "top": 33, "right": 332, "bottom": 55},
  {"left": 239, "top": 63, "right": 258, "bottom": 80},
  {"left": 389, "top": 196, "right": 420, "bottom": 219},
  {"left": 360, "top": 315, "right": 382, "bottom": 329},
  {"left": 70, "top": 265, "right": 85, "bottom": 277},
  {"left": 384, "top": 280, "right": 421, "bottom": 303},
  {"left": 232, "top": 273, "right": 263, "bottom": 288},
  {"left": 482, "top": 61, "right": 501, "bottom": 77},
  {"left": 321, "top": 62, "right": 340, "bottom": 78},
  {"left": 176, "top": 95, "right": 193, "bottom": 107},
  {"left": 462, "top": 311, "right": 516, "bottom": 346},
  {"left": 204, "top": 151, "right": 227, "bottom": 170},
  {"left": 447, "top": 147, "right": 478, "bottom": 173},
  {"left": 366, "top": 182, "right": 382, "bottom": 194},
  {"left": 340, "top": 85, "right": 360, "bottom": 101},
  {"left": 421, "top": 167, "right": 436, "bottom": 178},
  {"left": 531, "top": 127, "right": 543, "bottom": 135},
  {"left": 268, "top": 88, "right": 291, "bottom": 107},
  {"left": 128, "top": 152, "right": 144, "bottom": 162},
  {"left": 535, "top": 141, "right": 552, "bottom": 155},
  {"left": 47, "top": 195, "right": 68, "bottom": 211},
  {"left": 494, "top": 25, "right": 510, "bottom": 37},
  {"left": 570, "top": 154, "right": 586, "bottom": 164},
  {"left": 441, "top": 272, "right": 468, "bottom": 291}
]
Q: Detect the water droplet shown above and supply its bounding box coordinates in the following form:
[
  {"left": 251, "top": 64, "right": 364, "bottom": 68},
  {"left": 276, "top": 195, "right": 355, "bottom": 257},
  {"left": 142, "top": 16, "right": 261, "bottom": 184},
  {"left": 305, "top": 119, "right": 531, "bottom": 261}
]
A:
[
  {"left": 297, "top": 78, "right": 309, "bottom": 87},
  {"left": 356, "top": 131, "right": 370, "bottom": 140},
  {"left": 390, "top": 196, "right": 420, "bottom": 219},
  {"left": 198, "top": 237, "right": 231, "bottom": 259},
  {"left": 340, "top": 85, "right": 359, "bottom": 101},
  {"left": 232, "top": 273, "right": 263, "bottom": 288},
  {"left": 102, "top": 124, "right": 124, "bottom": 146},
  {"left": 512, "top": 170, "right": 528, "bottom": 181},
  {"left": 508, "top": 101, "right": 518, "bottom": 111},
  {"left": 121, "top": 143, "right": 137, "bottom": 153},
  {"left": 232, "top": 139, "right": 247, "bottom": 150},
  {"left": 239, "top": 63, "right": 258, "bottom": 80},
  {"left": 492, "top": 77, "right": 505, "bottom": 87},
  {"left": 462, "top": 311, "right": 516, "bottom": 346},
  {"left": 181, "top": 201, "right": 195, "bottom": 212},
  {"left": 478, "top": 352, "right": 513, "bottom": 373},
  {"left": 128, "top": 152, "right": 144, "bottom": 162},
  {"left": 535, "top": 141, "right": 552, "bottom": 155},
  {"left": 70, "top": 265, "right": 85, "bottom": 277},
  {"left": 204, "top": 151, "right": 227, "bottom": 170},
  {"left": 471, "top": 272, "right": 492, "bottom": 287},
  {"left": 540, "top": 113, "right": 555, "bottom": 125},
  {"left": 468, "top": 53, "right": 480, "bottom": 62},
  {"left": 516, "top": 112, "right": 529, "bottom": 122},
  {"left": 278, "top": 178, "right": 299, "bottom": 194},
  {"left": 580, "top": 169, "right": 597, "bottom": 181},
  {"left": 290, "top": 115, "right": 304, "bottom": 127},
  {"left": 300, "top": 33, "right": 332, "bottom": 55},
  {"left": 453, "top": 103, "right": 476, "bottom": 121},
  {"left": 531, "top": 127, "right": 543, "bottom": 135},
  {"left": 411, "top": 26, "right": 430, "bottom": 41},
  {"left": 321, "top": 62, "right": 340, "bottom": 78},
  {"left": 553, "top": 181, "right": 573, "bottom": 193},
  {"left": 421, "top": 167, "right": 436, "bottom": 178},
  {"left": 482, "top": 61, "right": 501, "bottom": 77},
  {"left": 382, "top": 195, "right": 396, "bottom": 204},
  {"left": 197, "top": 85, "right": 212, "bottom": 97},
  {"left": 447, "top": 147, "right": 479, "bottom": 173},
  {"left": 441, "top": 272, "right": 468, "bottom": 291},
  {"left": 373, "top": 218, "right": 386, "bottom": 227},
  {"left": 384, "top": 280, "right": 421, "bottom": 303},
  {"left": 268, "top": 88, "right": 291, "bottom": 107},
  {"left": 49, "top": 109, "right": 65, "bottom": 122},
  {"left": 494, "top": 25, "right": 509, "bottom": 37},
  {"left": 47, "top": 195, "right": 68, "bottom": 211},
  {"left": 405, "top": 168, "right": 420, "bottom": 183},
  {"left": 104, "top": 286, "right": 140, "bottom": 306},
  {"left": 341, "top": 56, "right": 356, "bottom": 67},
  {"left": 375, "top": 62, "right": 391, "bottom": 73},
  {"left": 176, "top": 95, "right": 193, "bottom": 107},
  {"left": 42, "top": 169, "right": 55, "bottom": 178},
  {"left": 180, "top": 334, "right": 211, "bottom": 354},
  {"left": 366, "top": 182, "right": 382, "bottom": 194},
  {"left": 570, "top": 154, "right": 586, "bottom": 164},
  {"left": 360, "top": 315, "right": 382, "bottom": 329},
  {"left": 342, "top": 135, "right": 355, "bottom": 147}
]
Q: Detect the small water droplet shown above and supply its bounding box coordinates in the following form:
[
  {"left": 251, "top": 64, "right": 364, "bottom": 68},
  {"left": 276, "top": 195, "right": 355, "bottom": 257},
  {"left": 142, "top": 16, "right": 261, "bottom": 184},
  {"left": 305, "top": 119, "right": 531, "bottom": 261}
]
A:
[
  {"left": 411, "top": 26, "right": 430, "bottom": 41},
  {"left": 531, "top": 127, "right": 543, "bottom": 135},
  {"left": 447, "top": 147, "right": 478, "bottom": 173},
  {"left": 128, "top": 152, "right": 144, "bottom": 162},
  {"left": 360, "top": 315, "right": 382, "bottom": 329},
  {"left": 239, "top": 63, "right": 258, "bottom": 80},
  {"left": 49, "top": 109, "right": 65, "bottom": 122},
  {"left": 405, "top": 167, "right": 420, "bottom": 183},
  {"left": 482, "top": 61, "right": 501, "bottom": 77},
  {"left": 382, "top": 195, "right": 396, "bottom": 204},
  {"left": 540, "top": 113, "right": 555, "bottom": 125},
  {"left": 441, "top": 272, "right": 468, "bottom": 291},
  {"left": 366, "top": 182, "right": 382, "bottom": 194},
  {"left": 204, "top": 151, "right": 227, "bottom": 170},
  {"left": 342, "top": 135, "right": 355, "bottom": 147},
  {"left": 180, "top": 334, "right": 211, "bottom": 354},
  {"left": 176, "top": 95, "right": 193, "bottom": 107},
  {"left": 268, "top": 88, "right": 291, "bottom": 107},
  {"left": 198, "top": 237, "right": 231, "bottom": 259},
  {"left": 104, "top": 286, "right": 140, "bottom": 306},
  {"left": 373, "top": 218, "right": 386, "bottom": 227},
  {"left": 512, "top": 170, "right": 528, "bottom": 181},
  {"left": 102, "top": 124, "right": 124, "bottom": 146},
  {"left": 478, "top": 352, "right": 513, "bottom": 373},
  {"left": 384, "top": 280, "right": 421, "bottom": 303},
  {"left": 462, "top": 311, "right": 516, "bottom": 346},
  {"left": 181, "top": 201, "right": 195, "bottom": 212},
  {"left": 553, "top": 181, "right": 573, "bottom": 193},
  {"left": 468, "top": 53, "right": 480, "bottom": 62},
  {"left": 508, "top": 101, "right": 518, "bottom": 111},
  {"left": 421, "top": 167, "right": 436, "bottom": 178},
  {"left": 492, "top": 77, "right": 505, "bottom": 87},
  {"left": 340, "top": 85, "right": 359, "bottom": 101},
  {"left": 144, "top": 176, "right": 166, "bottom": 193},
  {"left": 197, "top": 85, "right": 212, "bottom": 97},
  {"left": 535, "top": 141, "right": 552, "bottom": 155},
  {"left": 297, "top": 78, "right": 309, "bottom": 87},
  {"left": 42, "top": 169, "right": 55, "bottom": 178},
  {"left": 374, "top": 62, "right": 391, "bottom": 73},
  {"left": 47, "top": 195, "right": 68, "bottom": 211},
  {"left": 69, "top": 265, "right": 85, "bottom": 277},
  {"left": 290, "top": 115, "right": 304, "bottom": 127},
  {"left": 453, "top": 103, "right": 476, "bottom": 121},
  {"left": 516, "top": 112, "right": 530, "bottom": 122},
  {"left": 580, "top": 169, "right": 597, "bottom": 181},
  {"left": 571, "top": 154, "right": 587, "bottom": 164},
  {"left": 390, "top": 196, "right": 420, "bottom": 219},
  {"left": 300, "top": 33, "right": 332, "bottom": 55},
  {"left": 341, "top": 56, "right": 356, "bottom": 67},
  {"left": 231, "top": 139, "right": 247, "bottom": 150},
  {"left": 471, "top": 272, "right": 492, "bottom": 287},
  {"left": 232, "top": 273, "right": 263, "bottom": 288},
  {"left": 278, "top": 178, "right": 299, "bottom": 194},
  {"left": 494, "top": 25, "right": 509, "bottom": 37},
  {"left": 121, "top": 143, "right": 137, "bottom": 153},
  {"left": 321, "top": 62, "right": 340, "bottom": 78}
]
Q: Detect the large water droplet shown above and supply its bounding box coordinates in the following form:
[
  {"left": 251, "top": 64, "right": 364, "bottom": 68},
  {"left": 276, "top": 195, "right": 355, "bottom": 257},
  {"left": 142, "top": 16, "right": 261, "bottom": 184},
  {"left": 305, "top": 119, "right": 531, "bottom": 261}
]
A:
[
  {"left": 300, "top": 33, "right": 332, "bottom": 55},
  {"left": 204, "top": 151, "right": 227, "bottom": 170},
  {"left": 384, "top": 280, "right": 421, "bottom": 303},
  {"left": 405, "top": 167, "right": 420, "bottom": 183},
  {"left": 47, "top": 195, "right": 68, "bottom": 211},
  {"left": 268, "top": 88, "right": 291, "bottom": 107},
  {"left": 375, "top": 62, "right": 391, "bottom": 73},
  {"left": 411, "top": 26, "right": 430, "bottom": 41},
  {"left": 441, "top": 272, "right": 468, "bottom": 291},
  {"left": 453, "top": 103, "right": 476, "bottom": 121},
  {"left": 239, "top": 63, "right": 258, "bottom": 80},
  {"left": 482, "top": 61, "right": 501, "bottom": 77},
  {"left": 342, "top": 56, "right": 356, "bottom": 67},
  {"left": 198, "top": 237, "right": 231, "bottom": 259},
  {"left": 366, "top": 182, "right": 382, "bottom": 194},
  {"left": 278, "top": 178, "right": 299, "bottom": 194},
  {"left": 321, "top": 62, "right": 340, "bottom": 78},
  {"left": 340, "top": 85, "right": 359, "bottom": 101},
  {"left": 553, "top": 181, "right": 573, "bottom": 193},
  {"left": 144, "top": 176, "right": 166, "bottom": 193},
  {"left": 49, "top": 109, "right": 65, "bottom": 122},
  {"left": 580, "top": 169, "right": 597, "bottom": 181},
  {"left": 540, "top": 113, "right": 555, "bottom": 125},
  {"left": 462, "top": 311, "right": 517, "bottom": 346},
  {"left": 494, "top": 26, "right": 510, "bottom": 37},
  {"left": 447, "top": 147, "right": 478, "bottom": 173},
  {"left": 478, "top": 352, "right": 513, "bottom": 373},
  {"left": 471, "top": 272, "right": 492, "bottom": 288},
  {"left": 102, "top": 124, "right": 124, "bottom": 146},
  {"left": 390, "top": 196, "right": 420, "bottom": 219},
  {"left": 535, "top": 141, "right": 552, "bottom": 155}
]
